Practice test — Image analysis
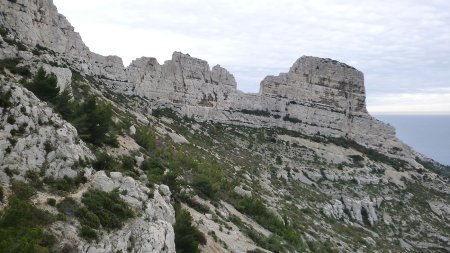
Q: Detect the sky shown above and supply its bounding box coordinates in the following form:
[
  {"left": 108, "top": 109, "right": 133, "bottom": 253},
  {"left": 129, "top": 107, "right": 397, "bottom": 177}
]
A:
[{"left": 53, "top": 0, "right": 450, "bottom": 114}]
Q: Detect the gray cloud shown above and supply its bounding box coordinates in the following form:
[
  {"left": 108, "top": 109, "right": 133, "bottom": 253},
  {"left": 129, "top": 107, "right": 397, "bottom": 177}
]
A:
[{"left": 53, "top": 0, "right": 450, "bottom": 113}]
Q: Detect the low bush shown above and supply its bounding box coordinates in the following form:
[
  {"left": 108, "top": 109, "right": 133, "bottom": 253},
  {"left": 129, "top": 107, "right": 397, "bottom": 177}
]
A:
[
  {"left": 25, "top": 67, "right": 59, "bottom": 102},
  {"left": 80, "top": 189, "right": 134, "bottom": 230},
  {"left": 0, "top": 88, "right": 12, "bottom": 108},
  {"left": 231, "top": 195, "right": 304, "bottom": 250},
  {"left": 152, "top": 107, "right": 177, "bottom": 119},
  {"left": 80, "top": 226, "right": 98, "bottom": 241},
  {"left": 174, "top": 206, "right": 201, "bottom": 253},
  {"left": 93, "top": 152, "right": 120, "bottom": 171},
  {"left": 11, "top": 180, "right": 36, "bottom": 200},
  {"left": 0, "top": 58, "right": 31, "bottom": 78},
  {"left": 93, "top": 152, "right": 139, "bottom": 179},
  {"left": 44, "top": 173, "right": 87, "bottom": 195},
  {"left": 0, "top": 182, "right": 56, "bottom": 252},
  {"left": 71, "top": 96, "right": 117, "bottom": 146},
  {"left": 24, "top": 68, "right": 118, "bottom": 147},
  {"left": 283, "top": 114, "right": 302, "bottom": 123},
  {"left": 47, "top": 198, "right": 56, "bottom": 206},
  {"left": 57, "top": 197, "right": 80, "bottom": 217},
  {"left": 239, "top": 109, "right": 271, "bottom": 117},
  {"left": 134, "top": 126, "right": 156, "bottom": 153}
]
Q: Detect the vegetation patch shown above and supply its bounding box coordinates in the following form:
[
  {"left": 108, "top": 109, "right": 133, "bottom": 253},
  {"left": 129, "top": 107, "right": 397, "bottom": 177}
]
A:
[
  {"left": 134, "top": 126, "right": 156, "bottom": 153},
  {"left": 93, "top": 152, "right": 139, "bottom": 179},
  {"left": 283, "top": 114, "right": 302, "bottom": 123},
  {"left": 239, "top": 109, "right": 271, "bottom": 117},
  {"left": 24, "top": 68, "right": 118, "bottom": 146},
  {"left": 230, "top": 195, "right": 305, "bottom": 251},
  {"left": 174, "top": 205, "right": 205, "bottom": 253},
  {"left": 415, "top": 157, "right": 450, "bottom": 179},
  {"left": 0, "top": 58, "right": 31, "bottom": 78},
  {"left": 0, "top": 181, "right": 56, "bottom": 252},
  {"left": 80, "top": 189, "right": 134, "bottom": 231},
  {"left": 0, "top": 88, "right": 12, "bottom": 109}
]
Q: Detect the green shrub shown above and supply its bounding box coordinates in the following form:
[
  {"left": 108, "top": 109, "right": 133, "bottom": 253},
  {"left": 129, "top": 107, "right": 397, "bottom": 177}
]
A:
[
  {"left": 47, "top": 198, "right": 56, "bottom": 206},
  {"left": 185, "top": 198, "right": 210, "bottom": 214},
  {"left": 44, "top": 174, "right": 87, "bottom": 194},
  {"left": 25, "top": 170, "right": 44, "bottom": 189},
  {"left": 53, "top": 89, "right": 74, "bottom": 119},
  {"left": 283, "top": 114, "right": 302, "bottom": 123},
  {"left": 0, "top": 186, "right": 3, "bottom": 202},
  {"left": 77, "top": 207, "right": 101, "bottom": 229},
  {"left": 142, "top": 157, "right": 165, "bottom": 184},
  {"left": 93, "top": 152, "right": 119, "bottom": 171},
  {"left": 329, "top": 137, "right": 407, "bottom": 170},
  {"left": 23, "top": 68, "right": 118, "bottom": 147},
  {"left": 25, "top": 67, "right": 59, "bottom": 102},
  {"left": 0, "top": 88, "right": 12, "bottom": 108},
  {"left": 80, "top": 226, "right": 98, "bottom": 241},
  {"left": 72, "top": 96, "right": 117, "bottom": 146},
  {"left": 11, "top": 180, "right": 36, "bottom": 200},
  {"left": 134, "top": 126, "right": 156, "bottom": 152},
  {"left": 6, "top": 115, "right": 15, "bottom": 124},
  {"left": 174, "top": 206, "right": 200, "bottom": 253},
  {"left": 80, "top": 189, "right": 134, "bottom": 230},
  {"left": 93, "top": 152, "right": 139, "bottom": 179},
  {"left": 152, "top": 107, "right": 177, "bottom": 119},
  {"left": 239, "top": 109, "right": 271, "bottom": 117},
  {"left": 0, "top": 26, "right": 7, "bottom": 37},
  {"left": 0, "top": 182, "right": 56, "bottom": 252},
  {"left": 0, "top": 59, "right": 29, "bottom": 78},
  {"left": 275, "top": 155, "right": 282, "bottom": 165},
  {"left": 192, "top": 177, "right": 217, "bottom": 199},
  {"left": 57, "top": 197, "right": 80, "bottom": 217},
  {"left": 231, "top": 195, "right": 303, "bottom": 250}
]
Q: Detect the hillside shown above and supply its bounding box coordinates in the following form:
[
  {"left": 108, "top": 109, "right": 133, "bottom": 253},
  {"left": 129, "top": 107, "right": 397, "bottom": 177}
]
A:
[{"left": 0, "top": 0, "right": 449, "bottom": 252}]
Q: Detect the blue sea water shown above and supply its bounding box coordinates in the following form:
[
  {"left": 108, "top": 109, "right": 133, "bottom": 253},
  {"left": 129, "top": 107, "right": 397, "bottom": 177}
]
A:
[{"left": 374, "top": 115, "right": 450, "bottom": 166}]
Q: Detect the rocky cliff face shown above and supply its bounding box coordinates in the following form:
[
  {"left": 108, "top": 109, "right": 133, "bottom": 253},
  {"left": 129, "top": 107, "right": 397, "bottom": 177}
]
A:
[
  {"left": 0, "top": 0, "right": 415, "bottom": 165},
  {"left": 1, "top": 0, "right": 449, "bottom": 252}
]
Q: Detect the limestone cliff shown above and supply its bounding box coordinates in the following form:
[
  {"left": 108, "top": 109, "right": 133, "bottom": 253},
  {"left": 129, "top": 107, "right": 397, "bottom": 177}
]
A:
[
  {"left": 1, "top": 1, "right": 449, "bottom": 252},
  {"left": 0, "top": 0, "right": 415, "bottom": 166}
]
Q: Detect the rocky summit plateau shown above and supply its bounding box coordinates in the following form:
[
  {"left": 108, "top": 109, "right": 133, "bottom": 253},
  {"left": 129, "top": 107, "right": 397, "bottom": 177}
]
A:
[{"left": 0, "top": 0, "right": 449, "bottom": 252}]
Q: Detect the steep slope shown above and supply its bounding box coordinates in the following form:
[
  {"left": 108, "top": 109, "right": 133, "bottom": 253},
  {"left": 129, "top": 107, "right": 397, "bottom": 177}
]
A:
[{"left": 1, "top": 0, "right": 450, "bottom": 252}]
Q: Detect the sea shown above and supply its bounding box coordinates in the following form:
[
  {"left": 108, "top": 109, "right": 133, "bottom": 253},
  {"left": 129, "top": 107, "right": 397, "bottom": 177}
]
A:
[{"left": 374, "top": 115, "right": 450, "bottom": 166}]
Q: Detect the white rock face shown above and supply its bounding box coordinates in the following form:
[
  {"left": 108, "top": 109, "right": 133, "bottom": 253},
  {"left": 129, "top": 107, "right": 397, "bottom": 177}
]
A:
[
  {"left": 53, "top": 171, "right": 176, "bottom": 253},
  {"left": 42, "top": 65, "right": 73, "bottom": 91},
  {"left": 0, "top": 0, "right": 91, "bottom": 58},
  {"left": 324, "top": 196, "right": 381, "bottom": 225},
  {"left": 234, "top": 186, "right": 252, "bottom": 198},
  {"left": 0, "top": 83, "right": 93, "bottom": 183}
]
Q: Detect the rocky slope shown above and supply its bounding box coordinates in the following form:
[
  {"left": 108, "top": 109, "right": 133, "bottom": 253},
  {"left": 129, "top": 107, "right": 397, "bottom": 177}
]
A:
[{"left": 1, "top": 0, "right": 450, "bottom": 252}]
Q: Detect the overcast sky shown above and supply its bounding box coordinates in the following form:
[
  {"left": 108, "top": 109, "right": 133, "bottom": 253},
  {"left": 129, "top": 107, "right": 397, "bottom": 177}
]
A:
[{"left": 53, "top": 0, "right": 450, "bottom": 114}]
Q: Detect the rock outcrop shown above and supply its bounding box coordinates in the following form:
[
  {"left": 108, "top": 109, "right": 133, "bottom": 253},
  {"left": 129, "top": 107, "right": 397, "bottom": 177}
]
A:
[
  {"left": 2, "top": 1, "right": 450, "bottom": 252},
  {"left": 0, "top": 82, "right": 93, "bottom": 183},
  {"left": 0, "top": 0, "right": 417, "bottom": 167},
  {"left": 323, "top": 196, "right": 383, "bottom": 226},
  {"left": 51, "top": 171, "right": 176, "bottom": 253}
]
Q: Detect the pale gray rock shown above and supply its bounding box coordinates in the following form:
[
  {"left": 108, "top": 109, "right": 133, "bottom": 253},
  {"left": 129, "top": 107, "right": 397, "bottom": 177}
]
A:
[
  {"left": 428, "top": 201, "right": 450, "bottom": 217},
  {"left": 304, "top": 170, "right": 323, "bottom": 182},
  {"left": 65, "top": 171, "right": 176, "bottom": 253},
  {"left": 234, "top": 186, "right": 252, "bottom": 198},
  {"left": 42, "top": 65, "right": 72, "bottom": 92},
  {"left": 129, "top": 125, "right": 136, "bottom": 135},
  {"left": 135, "top": 155, "right": 144, "bottom": 167},
  {"left": 168, "top": 132, "right": 189, "bottom": 144},
  {"left": 0, "top": 83, "right": 93, "bottom": 184}
]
